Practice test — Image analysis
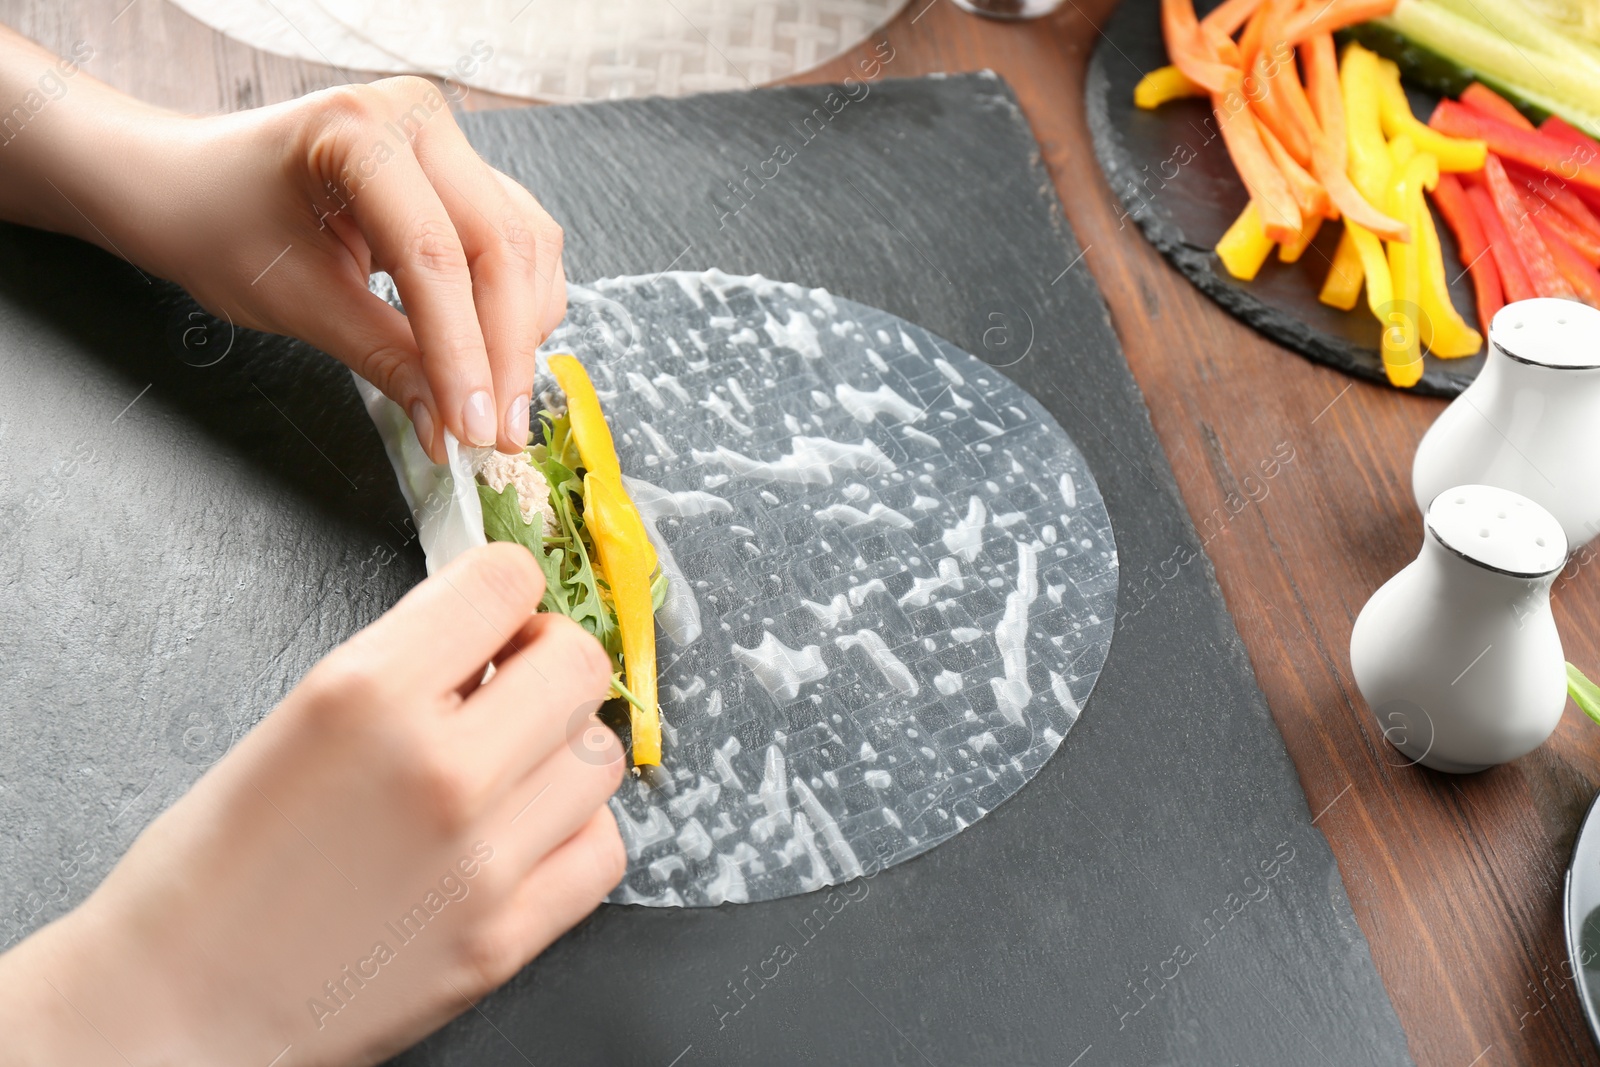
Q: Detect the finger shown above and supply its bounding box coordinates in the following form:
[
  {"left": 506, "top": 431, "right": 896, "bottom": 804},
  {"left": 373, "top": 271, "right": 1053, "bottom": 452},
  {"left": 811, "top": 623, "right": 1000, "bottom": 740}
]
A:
[
  {"left": 487, "top": 716, "right": 625, "bottom": 873},
  {"left": 346, "top": 149, "right": 497, "bottom": 449},
  {"left": 490, "top": 168, "right": 567, "bottom": 343},
  {"left": 289, "top": 273, "right": 446, "bottom": 462},
  {"left": 541, "top": 255, "right": 568, "bottom": 340},
  {"left": 347, "top": 542, "right": 545, "bottom": 696},
  {"left": 491, "top": 808, "right": 625, "bottom": 978},
  {"left": 416, "top": 150, "right": 560, "bottom": 454},
  {"left": 460, "top": 612, "right": 614, "bottom": 789}
]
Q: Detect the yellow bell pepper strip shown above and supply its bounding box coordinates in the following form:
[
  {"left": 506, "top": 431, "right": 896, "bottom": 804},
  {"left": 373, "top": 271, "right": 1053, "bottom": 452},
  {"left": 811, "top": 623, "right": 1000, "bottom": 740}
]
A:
[
  {"left": 1348, "top": 222, "right": 1393, "bottom": 318},
  {"left": 1320, "top": 226, "right": 1365, "bottom": 309},
  {"left": 1279, "top": 214, "right": 1323, "bottom": 262},
  {"left": 1134, "top": 65, "right": 1203, "bottom": 109},
  {"left": 547, "top": 353, "right": 622, "bottom": 483},
  {"left": 1413, "top": 170, "right": 1484, "bottom": 357},
  {"left": 1340, "top": 43, "right": 1393, "bottom": 207},
  {"left": 1382, "top": 150, "right": 1439, "bottom": 387},
  {"left": 1216, "top": 201, "right": 1276, "bottom": 280},
  {"left": 583, "top": 472, "right": 661, "bottom": 766},
  {"left": 1374, "top": 59, "right": 1487, "bottom": 173}
]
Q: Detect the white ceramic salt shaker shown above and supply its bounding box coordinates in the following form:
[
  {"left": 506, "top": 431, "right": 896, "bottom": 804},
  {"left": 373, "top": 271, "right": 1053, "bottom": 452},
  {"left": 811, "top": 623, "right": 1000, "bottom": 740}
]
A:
[
  {"left": 1414, "top": 298, "right": 1600, "bottom": 550},
  {"left": 1350, "top": 484, "right": 1568, "bottom": 773}
]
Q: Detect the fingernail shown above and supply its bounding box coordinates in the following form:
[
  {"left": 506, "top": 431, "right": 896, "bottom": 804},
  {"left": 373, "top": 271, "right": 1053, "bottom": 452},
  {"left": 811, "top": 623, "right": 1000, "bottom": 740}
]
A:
[
  {"left": 410, "top": 401, "right": 435, "bottom": 455},
  {"left": 505, "top": 394, "right": 531, "bottom": 447},
  {"left": 464, "top": 390, "right": 495, "bottom": 447}
]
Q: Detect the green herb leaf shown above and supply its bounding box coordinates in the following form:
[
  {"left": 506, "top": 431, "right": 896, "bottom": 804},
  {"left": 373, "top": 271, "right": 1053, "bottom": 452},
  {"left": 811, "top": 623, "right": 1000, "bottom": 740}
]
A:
[
  {"left": 474, "top": 409, "right": 668, "bottom": 691},
  {"left": 477, "top": 482, "right": 571, "bottom": 617},
  {"left": 1569, "top": 662, "right": 1600, "bottom": 726}
]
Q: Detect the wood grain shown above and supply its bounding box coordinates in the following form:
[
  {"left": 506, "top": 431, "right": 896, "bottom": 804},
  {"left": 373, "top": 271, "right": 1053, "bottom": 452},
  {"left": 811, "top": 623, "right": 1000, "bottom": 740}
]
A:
[{"left": 7, "top": 0, "right": 1600, "bottom": 1063}]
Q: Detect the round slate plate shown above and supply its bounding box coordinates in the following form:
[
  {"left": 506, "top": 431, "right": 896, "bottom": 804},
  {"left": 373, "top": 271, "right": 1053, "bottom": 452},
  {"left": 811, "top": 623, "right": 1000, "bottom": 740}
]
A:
[
  {"left": 537, "top": 271, "right": 1118, "bottom": 907},
  {"left": 1566, "top": 788, "right": 1600, "bottom": 1045},
  {"left": 1085, "top": 0, "right": 1485, "bottom": 397}
]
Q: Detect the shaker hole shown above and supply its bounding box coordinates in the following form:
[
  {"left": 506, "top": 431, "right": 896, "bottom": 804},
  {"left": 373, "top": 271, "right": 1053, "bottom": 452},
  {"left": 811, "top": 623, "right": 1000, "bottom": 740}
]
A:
[
  {"left": 1537, "top": 537, "right": 1548, "bottom": 547},
  {"left": 1455, "top": 497, "right": 1466, "bottom": 504},
  {"left": 1497, "top": 511, "right": 1506, "bottom": 519},
  {"left": 1479, "top": 528, "right": 1490, "bottom": 537}
]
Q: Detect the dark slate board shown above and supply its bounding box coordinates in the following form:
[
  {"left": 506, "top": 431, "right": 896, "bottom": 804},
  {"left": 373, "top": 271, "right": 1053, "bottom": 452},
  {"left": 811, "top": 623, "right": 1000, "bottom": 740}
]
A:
[
  {"left": 0, "top": 73, "right": 1410, "bottom": 1065},
  {"left": 1086, "top": 0, "right": 1484, "bottom": 397}
]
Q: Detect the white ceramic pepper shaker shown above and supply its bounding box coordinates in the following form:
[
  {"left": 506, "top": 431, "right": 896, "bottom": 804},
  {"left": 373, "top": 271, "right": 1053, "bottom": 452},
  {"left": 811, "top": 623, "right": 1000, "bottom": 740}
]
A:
[
  {"left": 1350, "top": 484, "right": 1568, "bottom": 773},
  {"left": 1414, "top": 298, "right": 1600, "bottom": 551}
]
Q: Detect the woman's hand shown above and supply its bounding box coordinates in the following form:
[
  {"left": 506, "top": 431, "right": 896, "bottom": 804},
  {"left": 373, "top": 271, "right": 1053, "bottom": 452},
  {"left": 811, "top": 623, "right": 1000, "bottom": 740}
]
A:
[
  {"left": 0, "top": 544, "right": 626, "bottom": 1066},
  {"left": 0, "top": 26, "right": 563, "bottom": 460}
]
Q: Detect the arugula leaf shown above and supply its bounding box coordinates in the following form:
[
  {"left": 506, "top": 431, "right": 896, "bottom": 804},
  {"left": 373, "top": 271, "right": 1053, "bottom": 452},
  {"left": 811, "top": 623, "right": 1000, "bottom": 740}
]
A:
[
  {"left": 474, "top": 407, "right": 667, "bottom": 692},
  {"left": 477, "top": 483, "right": 571, "bottom": 617},
  {"left": 1569, "top": 662, "right": 1600, "bottom": 726}
]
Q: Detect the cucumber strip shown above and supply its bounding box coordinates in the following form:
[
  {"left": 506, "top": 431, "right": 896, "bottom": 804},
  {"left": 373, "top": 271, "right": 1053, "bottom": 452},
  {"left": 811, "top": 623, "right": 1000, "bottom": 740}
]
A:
[
  {"left": 1380, "top": 0, "right": 1600, "bottom": 134},
  {"left": 1429, "top": 0, "right": 1600, "bottom": 81}
]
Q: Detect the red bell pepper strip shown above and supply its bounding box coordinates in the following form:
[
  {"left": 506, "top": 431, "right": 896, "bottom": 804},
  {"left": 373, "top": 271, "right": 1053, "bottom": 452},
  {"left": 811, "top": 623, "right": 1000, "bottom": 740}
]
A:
[
  {"left": 1432, "top": 101, "right": 1600, "bottom": 194},
  {"left": 1536, "top": 116, "right": 1600, "bottom": 218},
  {"left": 1459, "top": 82, "right": 1533, "bottom": 131},
  {"left": 1533, "top": 216, "right": 1600, "bottom": 306},
  {"left": 1303, "top": 33, "right": 1410, "bottom": 241},
  {"left": 1433, "top": 173, "right": 1503, "bottom": 337},
  {"left": 1504, "top": 159, "right": 1600, "bottom": 243},
  {"left": 1483, "top": 154, "right": 1576, "bottom": 299},
  {"left": 1163, "top": 0, "right": 1243, "bottom": 93},
  {"left": 1519, "top": 187, "right": 1600, "bottom": 264},
  {"left": 1540, "top": 115, "right": 1598, "bottom": 162},
  {"left": 1467, "top": 181, "right": 1536, "bottom": 303}
]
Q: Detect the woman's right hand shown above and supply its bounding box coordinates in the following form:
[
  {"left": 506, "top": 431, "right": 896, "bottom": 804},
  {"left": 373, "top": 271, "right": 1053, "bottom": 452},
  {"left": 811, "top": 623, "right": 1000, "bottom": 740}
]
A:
[{"left": 0, "top": 543, "right": 625, "bottom": 1067}]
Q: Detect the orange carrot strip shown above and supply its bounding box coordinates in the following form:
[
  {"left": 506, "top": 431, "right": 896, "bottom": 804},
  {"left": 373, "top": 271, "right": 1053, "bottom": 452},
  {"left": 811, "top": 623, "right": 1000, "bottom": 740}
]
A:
[
  {"left": 1257, "top": 110, "right": 1332, "bottom": 219},
  {"left": 1163, "top": 0, "right": 1244, "bottom": 93},
  {"left": 1238, "top": 0, "right": 1271, "bottom": 71},
  {"left": 1284, "top": 0, "right": 1399, "bottom": 44},
  {"left": 1201, "top": 0, "right": 1267, "bottom": 36},
  {"left": 1303, "top": 33, "right": 1410, "bottom": 240},
  {"left": 1214, "top": 91, "right": 1302, "bottom": 240},
  {"left": 1278, "top": 48, "right": 1322, "bottom": 139},
  {"left": 1252, "top": 56, "right": 1315, "bottom": 167}
]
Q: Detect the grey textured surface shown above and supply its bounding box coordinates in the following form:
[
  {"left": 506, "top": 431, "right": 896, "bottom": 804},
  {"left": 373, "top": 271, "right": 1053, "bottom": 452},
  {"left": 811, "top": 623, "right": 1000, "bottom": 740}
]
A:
[
  {"left": 531, "top": 272, "right": 1116, "bottom": 906},
  {"left": 0, "top": 74, "right": 1411, "bottom": 1065},
  {"left": 1085, "top": 0, "right": 1483, "bottom": 397}
]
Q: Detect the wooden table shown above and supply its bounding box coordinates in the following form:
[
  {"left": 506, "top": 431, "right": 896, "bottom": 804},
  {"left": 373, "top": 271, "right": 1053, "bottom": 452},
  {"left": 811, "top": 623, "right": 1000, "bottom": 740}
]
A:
[{"left": 10, "top": 1, "right": 1600, "bottom": 1063}]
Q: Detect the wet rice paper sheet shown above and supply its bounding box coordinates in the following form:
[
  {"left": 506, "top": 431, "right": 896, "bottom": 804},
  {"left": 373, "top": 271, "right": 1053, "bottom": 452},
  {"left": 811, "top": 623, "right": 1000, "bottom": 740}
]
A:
[{"left": 360, "top": 270, "right": 1118, "bottom": 906}]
